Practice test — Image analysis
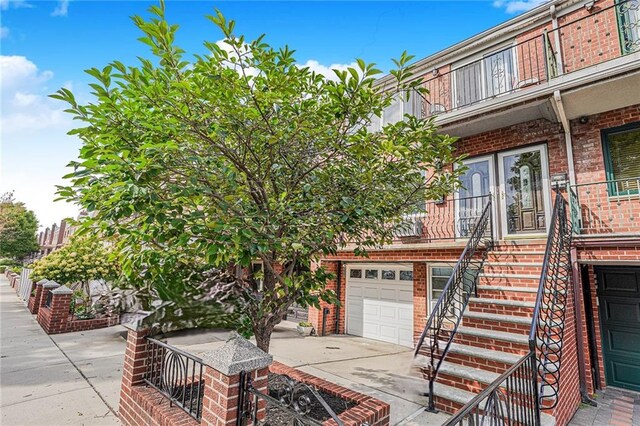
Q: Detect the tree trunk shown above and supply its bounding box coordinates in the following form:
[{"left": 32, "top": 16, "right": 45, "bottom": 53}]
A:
[{"left": 254, "top": 323, "right": 273, "bottom": 353}]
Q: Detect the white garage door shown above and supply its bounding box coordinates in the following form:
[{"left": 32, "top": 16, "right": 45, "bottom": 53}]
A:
[{"left": 346, "top": 264, "right": 414, "bottom": 348}]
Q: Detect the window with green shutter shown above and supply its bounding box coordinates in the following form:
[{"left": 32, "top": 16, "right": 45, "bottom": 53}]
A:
[{"left": 602, "top": 123, "right": 640, "bottom": 195}]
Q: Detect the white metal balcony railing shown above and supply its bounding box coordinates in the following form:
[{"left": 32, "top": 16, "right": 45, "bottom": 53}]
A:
[
  {"left": 415, "top": 0, "right": 640, "bottom": 118},
  {"left": 569, "top": 176, "right": 640, "bottom": 235}
]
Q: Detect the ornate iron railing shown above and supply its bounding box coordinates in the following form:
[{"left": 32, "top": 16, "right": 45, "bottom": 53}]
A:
[
  {"left": 443, "top": 190, "right": 571, "bottom": 424},
  {"left": 530, "top": 189, "right": 572, "bottom": 409},
  {"left": 618, "top": 0, "right": 640, "bottom": 55},
  {"left": 569, "top": 176, "right": 640, "bottom": 236},
  {"left": 413, "top": 199, "right": 493, "bottom": 411},
  {"left": 420, "top": 35, "right": 548, "bottom": 117},
  {"left": 144, "top": 338, "right": 205, "bottom": 420},
  {"left": 444, "top": 351, "right": 541, "bottom": 426},
  {"left": 237, "top": 371, "right": 346, "bottom": 426},
  {"left": 393, "top": 194, "right": 491, "bottom": 242}
]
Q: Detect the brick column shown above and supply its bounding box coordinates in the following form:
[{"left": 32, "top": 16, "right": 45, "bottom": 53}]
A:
[
  {"left": 39, "top": 280, "right": 60, "bottom": 309},
  {"left": 308, "top": 260, "right": 342, "bottom": 336},
  {"left": 118, "top": 322, "right": 151, "bottom": 424},
  {"left": 201, "top": 333, "right": 272, "bottom": 426},
  {"left": 28, "top": 279, "right": 48, "bottom": 314},
  {"left": 39, "top": 284, "right": 72, "bottom": 334},
  {"left": 412, "top": 262, "right": 428, "bottom": 345}
]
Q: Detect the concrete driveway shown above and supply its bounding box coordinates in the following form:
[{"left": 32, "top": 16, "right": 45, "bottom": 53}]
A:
[{"left": 168, "top": 322, "right": 449, "bottom": 425}]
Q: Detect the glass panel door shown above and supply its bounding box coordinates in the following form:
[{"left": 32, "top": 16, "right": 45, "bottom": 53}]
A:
[
  {"left": 498, "top": 145, "right": 551, "bottom": 236},
  {"left": 456, "top": 156, "right": 495, "bottom": 238}
]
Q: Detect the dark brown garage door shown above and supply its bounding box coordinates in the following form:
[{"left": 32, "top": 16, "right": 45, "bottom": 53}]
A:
[{"left": 596, "top": 266, "right": 640, "bottom": 392}]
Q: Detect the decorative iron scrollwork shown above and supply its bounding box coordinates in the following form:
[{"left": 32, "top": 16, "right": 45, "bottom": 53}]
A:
[{"left": 237, "top": 372, "right": 347, "bottom": 426}]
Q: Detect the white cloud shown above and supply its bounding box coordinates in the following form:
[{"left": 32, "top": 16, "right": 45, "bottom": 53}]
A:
[
  {"left": 51, "top": 0, "right": 69, "bottom": 17},
  {"left": 493, "top": 0, "right": 548, "bottom": 13},
  {"left": 0, "top": 55, "right": 80, "bottom": 228},
  {"left": 0, "top": 26, "right": 9, "bottom": 39},
  {"left": 0, "top": 0, "right": 32, "bottom": 10},
  {"left": 297, "top": 60, "right": 359, "bottom": 82}
]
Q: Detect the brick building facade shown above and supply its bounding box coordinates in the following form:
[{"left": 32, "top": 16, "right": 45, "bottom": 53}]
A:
[{"left": 307, "top": 0, "right": 640, "bottom": 424}]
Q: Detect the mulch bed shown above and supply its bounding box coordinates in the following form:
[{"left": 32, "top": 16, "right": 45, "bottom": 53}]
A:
[{"left": 261, "top": 373, "right": 355, "bottom": 425}]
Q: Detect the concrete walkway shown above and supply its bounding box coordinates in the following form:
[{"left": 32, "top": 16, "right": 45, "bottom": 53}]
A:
[
  {"left": 569, "top": 387, "right": 640, "bottom": 426},
  {"left": 168, "top": 325, "right": 449, "bottom": 425},
  {"left": 0, "top": 276, "right": 123, "bottom": 425}
]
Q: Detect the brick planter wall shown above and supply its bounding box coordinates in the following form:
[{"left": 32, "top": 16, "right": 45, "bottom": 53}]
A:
[
  {"left": 35, "top": 284, "right": 119, "bottom": 334},
  {"left": 270, "top": 361, "right": 390, "bottom": 426}
]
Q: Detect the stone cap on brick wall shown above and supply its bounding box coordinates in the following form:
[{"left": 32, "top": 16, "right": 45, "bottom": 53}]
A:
[
  {"left": 202, "top": 332, "right": 273, "bottom": 376},
  {"left": 121, "top": 310, "right": 153, "bottom": 331},
  {"left": 51, "top": 285, "right": 73, "bottom": 295},
  {"left": 42, "top": 281, "right": 60, "bottom": 289},
  {"left": 36, "top": 279, "right": 49, "bottom": 285}
]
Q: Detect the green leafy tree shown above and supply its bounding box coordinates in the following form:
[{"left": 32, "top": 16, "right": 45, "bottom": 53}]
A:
[
  {"left": 31, "top": 236, "right": 117, "bottom": 299},
  {"left": 0, "top": 192, "right": 39, "bottom": 260},
  {"left": 54, "top": 3, "right": 463, "bottom": 351}
]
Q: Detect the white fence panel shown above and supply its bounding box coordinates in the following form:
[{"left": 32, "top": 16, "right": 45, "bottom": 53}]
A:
[{"left": 18, "top": 268, "right": 33, "bottom": 302}]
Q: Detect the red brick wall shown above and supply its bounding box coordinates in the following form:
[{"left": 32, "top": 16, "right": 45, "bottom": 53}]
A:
[
  {"left": 570, "top": 105, "right": 640, "bottom": 234},
  {"left": 550, "top": 271, "right": 581, "bottom": 426}
]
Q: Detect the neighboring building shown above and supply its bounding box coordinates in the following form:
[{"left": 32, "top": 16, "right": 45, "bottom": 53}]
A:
[
  {"left": 37, "top": 212, "right": 85, "bottom": 255},
  {"left": 309, "top": 0, "right": 640, "bottom": 424}
]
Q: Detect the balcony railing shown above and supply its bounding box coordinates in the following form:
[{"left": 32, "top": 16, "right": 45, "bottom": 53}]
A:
[
  {"left": 570, "top": 176, "right": 640, "bottom": 236},
  {"left": 420, "top": 35, "right": 550, "bottom": 117},
  {"left": 418, "top": 0, "right": 639, "bottom": 118},
  {"left": 392, "top": 194, "right": 492, "bottom": 243}
]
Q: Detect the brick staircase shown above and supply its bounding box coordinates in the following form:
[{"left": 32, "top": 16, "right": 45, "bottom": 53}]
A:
[{"left": 428, "top": 240, "right": 556, "bottom": 426}]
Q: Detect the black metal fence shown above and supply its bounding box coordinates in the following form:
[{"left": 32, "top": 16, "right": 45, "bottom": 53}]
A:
[
  {"left": 420, "top": 35, "right": 549, "bottom": 117},
  {"left": 392, "top": 194, "right": 492, "bottom": 242},
  {"left": 530, "top": 190, "right": 571, "bottom": 409},
  {"left": 237, "top": 371, "right": 346, "bottom": 426},
  {"left": 444, "top": 351, "right": 541, "bottom": 426},
  {"left": 144, "top": 337, "right": 205, "bottom": 420},
  {"left": 413, "top": 200, "right": 493, "bottom": 411}
]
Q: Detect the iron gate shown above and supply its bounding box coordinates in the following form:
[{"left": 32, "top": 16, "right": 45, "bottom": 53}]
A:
[{"left": 236, "top": 371, "right": 349, "bottom": 426}]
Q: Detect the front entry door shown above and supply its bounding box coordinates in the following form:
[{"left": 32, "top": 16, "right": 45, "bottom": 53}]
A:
[
  {"left": 596, "top": 266, "right": 640, "bottom": 392},
  {"left": 498, "top": 145, "right": 551, "bottom": 236},
  {"left": 456, "top": 155, "right": 495, "bottom": 238}
]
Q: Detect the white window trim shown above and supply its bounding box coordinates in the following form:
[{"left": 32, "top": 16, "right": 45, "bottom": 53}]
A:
[{"left": 451, "top": 40, "right": 518, "bottom": 109}]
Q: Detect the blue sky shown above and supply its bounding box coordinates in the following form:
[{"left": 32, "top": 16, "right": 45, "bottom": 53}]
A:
[{"left": 0, "top": 0, "right": 544, "bottom": 230}]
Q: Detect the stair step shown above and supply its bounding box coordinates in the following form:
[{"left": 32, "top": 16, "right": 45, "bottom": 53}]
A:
[
  {"left": 432, "top": 383, "right": 556, "bottom": 426},
  {"left": 457, "top": 326, "right": 529, "bottom": 345},
  {"left": 484, "top": 262, "right": 543, "bottom": 267},
  {"left": 479, "top": 272, "right": 540, "bottom": 279},
  {"left": 439, "top": 361, "right": 500, "bottom": 385},
  {"left": 478, "top": 285, "right": 538, "bottom": 293},
  {"left": 463, "top": 311, "right": 532, "bottom": 325},
  {"left": 447, "top": 342, "right": 522, "bottom": 365},
  {"left": 470, "top": 297, "right": 535, "bottom": 308}
]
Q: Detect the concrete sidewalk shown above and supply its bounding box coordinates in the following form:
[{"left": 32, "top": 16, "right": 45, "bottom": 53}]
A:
[{"left": 0, "top": 276, "right": 122, "bottom": 425}]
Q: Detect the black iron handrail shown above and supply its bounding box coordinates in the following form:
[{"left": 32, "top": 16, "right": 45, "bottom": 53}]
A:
[
  {"left": 529, "top": 189, "right": 571, "bottom": 409},
  {"left": 444, "top": 351, "right": 541, "bottom": 425},
  {"left": 144, "top": 337, "right": 205, "bottom": 420},
  {"left": 413, "top": 199, "right": 493, "bottom": 411},
  {"left": 444, "top": 190, "right": 571, "bottom": 425}
]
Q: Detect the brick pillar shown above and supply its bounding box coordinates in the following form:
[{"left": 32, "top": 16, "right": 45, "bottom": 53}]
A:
[
  {"left": 37, "top": 283, "right": 71, "bottom": 334},
  {"left": 39, "top": 280, "right": 60, "bottom": 309},
  {"left": 118, "top": 322, "right": 151, "bottom": 424},
  {"left": 28, "top": 279, "right": 48, "bottom": 314},
  {"left": 308, "top": 260, "right": 341, "bottom": 336},
  {"left": 413, "top": 262, "right": 428, "bottom": 345},
  {"left": 201, "top": 333, "right": 272, "bottom": 426}
]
